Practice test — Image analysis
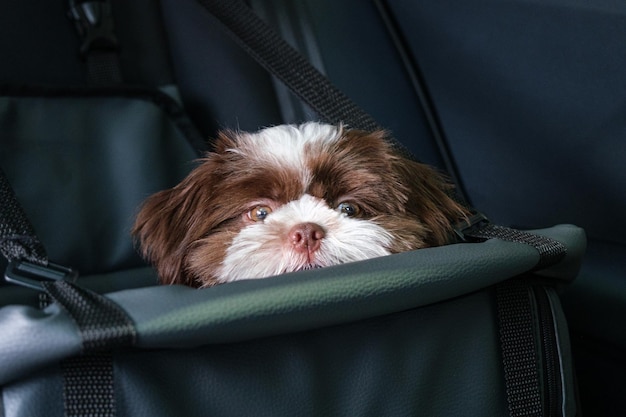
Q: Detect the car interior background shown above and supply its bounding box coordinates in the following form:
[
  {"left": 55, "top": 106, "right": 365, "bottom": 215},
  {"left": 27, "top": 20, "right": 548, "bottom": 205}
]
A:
[{"left": 0, "top": 0, "right": 624, "bottom": 416}]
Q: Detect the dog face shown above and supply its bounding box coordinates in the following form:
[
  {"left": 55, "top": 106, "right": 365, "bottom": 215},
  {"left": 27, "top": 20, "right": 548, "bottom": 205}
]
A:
[{"left": 133, "top": 123, "right": 468, "bottom": 287}]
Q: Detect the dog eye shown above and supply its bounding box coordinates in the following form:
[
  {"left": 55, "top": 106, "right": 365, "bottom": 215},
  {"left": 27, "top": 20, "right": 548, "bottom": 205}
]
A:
[
  {"left": 248, "top": 205, "right": 273, "bottom": 222},
  {"left": 336, "top": 202, "right": 359, "bottom": 217}
]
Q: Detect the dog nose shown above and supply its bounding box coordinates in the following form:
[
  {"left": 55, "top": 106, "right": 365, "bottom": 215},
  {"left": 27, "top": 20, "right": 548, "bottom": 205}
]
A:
[{"left": 289, "top": 223, "right": 325, "bottom": 254}]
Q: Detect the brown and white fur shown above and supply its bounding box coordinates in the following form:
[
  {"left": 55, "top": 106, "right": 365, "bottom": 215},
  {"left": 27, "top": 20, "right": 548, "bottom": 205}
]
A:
[{"left": 132, "top": 122, "right": 468, "bottom": 287}]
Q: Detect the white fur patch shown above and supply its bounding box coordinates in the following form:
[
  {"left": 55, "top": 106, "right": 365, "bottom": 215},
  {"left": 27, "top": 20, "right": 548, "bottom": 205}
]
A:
[
  {"left": 227, "top": 122, "right": 341, "bottom": 171},
  {"left": 215, "top": 194, "right": 392, "bottom": 283}
]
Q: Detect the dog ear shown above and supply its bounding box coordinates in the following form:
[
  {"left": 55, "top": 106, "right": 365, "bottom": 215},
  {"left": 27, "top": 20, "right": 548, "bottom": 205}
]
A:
[
  {"left": 132, "top": 132, "right": 237, "bottom": 286},
  {"left": 393, "top": 157, "right": 469, "bottom": 246},
  {"left": 131, "top": 162, "right": 213, "bottom": 286}
]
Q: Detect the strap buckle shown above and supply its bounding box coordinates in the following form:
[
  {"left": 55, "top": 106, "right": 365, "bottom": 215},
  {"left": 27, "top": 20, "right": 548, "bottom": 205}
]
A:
[
  {"left": 4, "top": 260, "right": 78, "bottom": 291},
  {"left": 68, "top": 0, "right": 118, "bottom": 56},
  {"left": 453, "top": 211, "right": 490, "bottom": 242}
]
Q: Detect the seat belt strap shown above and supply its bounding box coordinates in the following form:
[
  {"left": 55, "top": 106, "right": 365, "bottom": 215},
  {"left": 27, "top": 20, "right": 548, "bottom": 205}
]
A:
[
  {"left": 496, "top": 280, "right": 544, "bottom": 417},
  {"left": 0, "top": 168, "right": 48, "bottom": 266},
  {"left": 2, "top": 169, "right": 134, "bottom": 417},
  {"left": 466, "top": 223, "right": 567, "bottom": 269},
  {"left": 45, "top": 280, "right": 136, "bottom": 417},
  {"left": 195, "top": 0, "right": 381, "bottom": 133},
  {"left": 455, "top": 212, "right": 567, "bottom": 270},
  {"left": 68, "top": 0, "right": 123, "bottom": 86}
]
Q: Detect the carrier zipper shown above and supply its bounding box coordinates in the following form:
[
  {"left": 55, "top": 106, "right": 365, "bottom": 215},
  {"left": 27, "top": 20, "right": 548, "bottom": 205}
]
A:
[{"left": 533, "top": 285, "right": 563, "bottom": 417}]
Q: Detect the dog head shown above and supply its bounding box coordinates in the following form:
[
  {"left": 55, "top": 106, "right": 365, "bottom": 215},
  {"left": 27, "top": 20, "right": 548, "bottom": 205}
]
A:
[{"left": 132, "top": 123, "right": 468, "bottom": 287}]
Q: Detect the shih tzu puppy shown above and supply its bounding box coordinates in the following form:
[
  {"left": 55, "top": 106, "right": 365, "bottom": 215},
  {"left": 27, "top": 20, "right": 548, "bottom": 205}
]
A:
[{"left": 133, "top": 122, "right": 468, "bottom": 287}]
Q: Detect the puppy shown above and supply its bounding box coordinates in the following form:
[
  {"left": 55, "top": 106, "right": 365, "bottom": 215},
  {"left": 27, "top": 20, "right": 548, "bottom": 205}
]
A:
[{"left": 132, "top": 122, "right": 468, "bottom": 287}]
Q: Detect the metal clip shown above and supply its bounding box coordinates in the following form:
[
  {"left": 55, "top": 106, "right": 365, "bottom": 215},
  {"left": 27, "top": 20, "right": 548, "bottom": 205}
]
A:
[
  {"left": 453, "top": 211, "right": 490, "bottom": 242},
  {"left": 4, "top": 260, "right": 78, "bottom": 291},
  {"left": 68, "top": 0, "right": 118, "bottom": 56}
]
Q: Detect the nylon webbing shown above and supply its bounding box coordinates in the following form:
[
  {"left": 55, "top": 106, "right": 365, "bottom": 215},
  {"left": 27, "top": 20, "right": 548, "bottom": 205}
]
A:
[
  {"left": 196, "top": 0, "right": 381, "bottom": 133},
  {"left": 496, "top": 281, "right": 543, "bottom": 417},
  {"left": 1, "top": 168, "right": 130, "bottom": 415},
  {"left": 465, "top": 223, "right": 567, "bottom": 270},
  {"left": 43, "top": 281, "right": 136, "bottom": 417},
  {"left": 42, "top": 280, "right": 136, "bottom": 351},
  {"left": 68, "top": 0, "right": 123, "bottom": 86},
  {"left": 85, "top": 51, "right": 123, "bottom": 86},
  {"left": 0, "top": 168, "right": 48, "bottom": 266},
  {"left": 61, "top": 352, "right": 116, "bottom": 417}
]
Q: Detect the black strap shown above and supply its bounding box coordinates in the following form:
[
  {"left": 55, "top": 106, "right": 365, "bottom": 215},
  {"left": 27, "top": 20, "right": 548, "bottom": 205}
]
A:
[
  {"left": 42, "top": 280, "right": 136, "bottom": 351},
  {"left": 68, "top": 0, "right": 123, "bottom": 86},
  {"left": 466, "top": 223, "right": 567, "bottom": 270},
  {"left": 2, "top": 168, "right": 133, "bottom": 416},
  {"left": 462, "top": 220, "right": 566, "bottom": 416},
  {"left": 84, "top": 51, "right": 123, "bottom": 86},
  {"left": 455, "top": 213, "right": 567, "bottom": 271},
  {"left": 61, "top": 352, "right": 117, "bottom": 417},
  {"left": 0, "top": 168, "right": 48, "bottom": 266},
  {"left": 496, "top": 280, "right": 543, "bottom": 417},
  {"left": 1, "top": 168, "right": 78, "bottom": 296},
  {"left": 196, "top": 0, "right": 378, "bottom": 131},
  {"left": 195, "top": 1, "right": 381, "bottom": 132},
  {"left": 43, "top": 280, "right": 136, "bottom": 417}
]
